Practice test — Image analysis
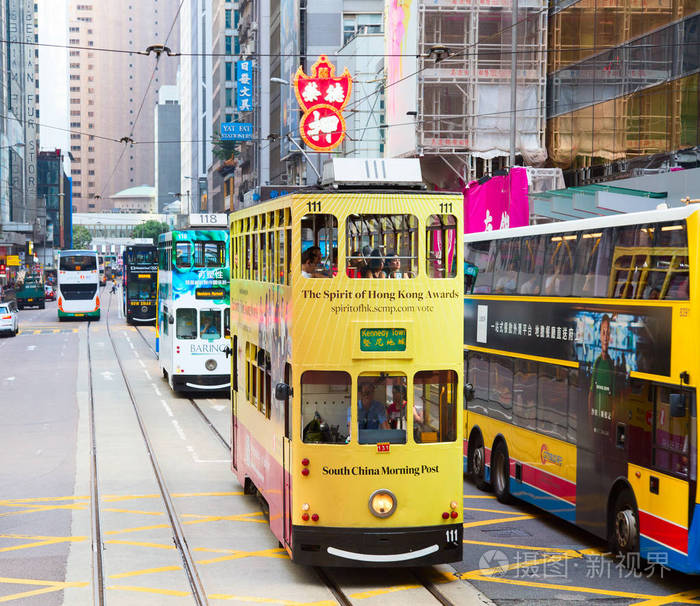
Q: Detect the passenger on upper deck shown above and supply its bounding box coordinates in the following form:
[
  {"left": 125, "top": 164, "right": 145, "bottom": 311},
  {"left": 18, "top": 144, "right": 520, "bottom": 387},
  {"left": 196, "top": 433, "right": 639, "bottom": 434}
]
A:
[
  {"left": 301, "top": 246, "right": 321, "bottom": 278},
  {"left": 368, "top": 248, "right": 385, "bottom": 278},
  {"left": 383, "top": 251, "right": 402, "bottom": 278}
]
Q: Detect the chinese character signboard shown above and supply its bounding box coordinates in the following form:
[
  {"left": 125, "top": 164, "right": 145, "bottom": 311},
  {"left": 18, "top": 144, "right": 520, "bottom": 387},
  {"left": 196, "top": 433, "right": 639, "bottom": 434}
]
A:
[
  {"left": 293, "top": 55, "right": 352, "bottom": 152},
  {"left": 236, "top": 60, "right": 253, "bottom": 112},
  {"left": 360, "top": 328, "right": 407, "bottom": 352}
]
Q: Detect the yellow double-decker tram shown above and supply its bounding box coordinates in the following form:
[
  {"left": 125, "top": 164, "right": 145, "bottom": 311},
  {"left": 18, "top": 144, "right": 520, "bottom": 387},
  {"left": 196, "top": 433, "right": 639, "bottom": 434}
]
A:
[{"left": 229, "top": 160, "right": 464, "bottom": 566}]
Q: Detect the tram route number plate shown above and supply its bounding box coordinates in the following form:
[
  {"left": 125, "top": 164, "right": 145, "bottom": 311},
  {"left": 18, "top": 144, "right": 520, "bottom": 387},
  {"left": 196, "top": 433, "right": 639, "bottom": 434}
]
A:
[{"left": 360, "top": 328, "right": 406, "bottom": 352}]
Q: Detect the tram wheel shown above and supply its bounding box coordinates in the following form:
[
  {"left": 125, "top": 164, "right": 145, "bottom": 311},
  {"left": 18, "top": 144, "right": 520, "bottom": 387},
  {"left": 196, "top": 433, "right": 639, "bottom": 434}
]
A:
[
  {"left": 469, "top": 435, "right": 488, "bottom": 491},
  {"left": 610, "top": 490, "right": 639, "bottom": 557},
  {"left": 492, "top": 442, "right": 512, "bottom": 504}
]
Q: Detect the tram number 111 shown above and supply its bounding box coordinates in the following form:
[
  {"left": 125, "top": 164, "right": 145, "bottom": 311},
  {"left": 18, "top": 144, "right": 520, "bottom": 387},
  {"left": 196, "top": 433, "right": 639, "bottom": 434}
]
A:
[{"left": 445, "top": 528, "right": 459, "bottom": 544}]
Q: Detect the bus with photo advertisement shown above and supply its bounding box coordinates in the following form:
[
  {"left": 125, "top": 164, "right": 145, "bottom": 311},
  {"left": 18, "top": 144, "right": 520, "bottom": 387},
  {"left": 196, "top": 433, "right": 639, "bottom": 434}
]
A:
[
  {"left": 122, "top": 244, "right": 158, "bottom": 324},
  {"left": 156, "top": 224, "right": 230, "bottom": 392},
  {"left": 229, "top": 160, "right": 464, "bottom": 566},
  {"left": 463, "top": 204, "right": 699, "bottom": 574},
  {"left": 57, "top": 250, "right": 101, "bottom": 320}
]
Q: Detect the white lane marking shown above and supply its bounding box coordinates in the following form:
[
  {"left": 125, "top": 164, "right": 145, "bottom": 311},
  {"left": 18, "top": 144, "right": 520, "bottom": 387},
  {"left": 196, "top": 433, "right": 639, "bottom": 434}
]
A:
[
  {"left": 212, "top": 404, "right": 226, "bottom": 411},
  {"left": 5, "top": 377, "right": 15, "bottom": 381},
  {"left": 133, "top": 351, "right": 140, "bottom": 358},
  {"left": 172, "top": 419, "right": 186, "bottom": 440},
  {"left": 100, "top": 371, "right": 115, "bottom": 381},
  {"left": 144, "top": 370, "right": 152, "bottom": 380},
  {"left": 153, "top": 385, "right": 162, "bottom": 396},
  {"left": 137, "top": 359, "right": 146, "bottom": 368},
  {"left": 128, "top": 342, "right": 135, "bottom": 350},
  {"left": 186, "top": 445, "right": 228, "bottom": 464},
  {"left": 27, "top": 345, "right": 36, "bottom": 351},
  {"left": 160, "top": 399, "right": 174, "bottom": 417}
]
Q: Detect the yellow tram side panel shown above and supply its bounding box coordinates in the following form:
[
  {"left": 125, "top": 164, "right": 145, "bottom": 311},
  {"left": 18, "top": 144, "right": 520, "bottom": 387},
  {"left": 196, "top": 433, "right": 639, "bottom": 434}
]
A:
[{"left": 289, "top": 192, "right": 465, "bottom": 528}]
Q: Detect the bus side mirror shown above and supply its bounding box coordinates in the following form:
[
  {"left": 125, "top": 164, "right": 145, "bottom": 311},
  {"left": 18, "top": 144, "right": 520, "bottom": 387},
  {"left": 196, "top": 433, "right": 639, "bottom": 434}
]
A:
[
  {"left": 168, "top": 315, "right": 174, "bottom": 325},
  {"left": 464, "top": 382, "right": 474, "bottom": 402},
  {"left": 670, "top": 393, "right": 686, "bottom": 417},
  {"left": 275, "top": 383, "right": 293, "bottom": 401}
]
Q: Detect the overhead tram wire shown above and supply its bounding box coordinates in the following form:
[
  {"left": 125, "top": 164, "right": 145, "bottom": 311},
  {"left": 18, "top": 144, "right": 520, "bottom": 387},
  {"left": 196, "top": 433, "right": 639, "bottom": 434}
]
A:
[{"left": 97, "top": 0, "right": 184, "bottom": 201}]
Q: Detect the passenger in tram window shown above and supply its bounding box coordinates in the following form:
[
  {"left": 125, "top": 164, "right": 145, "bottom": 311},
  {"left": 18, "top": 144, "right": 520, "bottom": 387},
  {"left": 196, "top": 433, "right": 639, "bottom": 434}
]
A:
[
  {"left": 383, "top": 252, "right": 402, "bottom": 278},
  {"left": 350, "top": 381, "right": 389, "bottom": 430},
  {"left": 368, "top": 248, "right": 385, "bottom": 278},
  {"left": 386, "top": 383, "right": 407, "bottom": 428},
  {"left": 200, "top": 318, "right": 220, "bottom": 338},
  {"left": 301, "top": 246, "right": 321, "bottom": 278}
]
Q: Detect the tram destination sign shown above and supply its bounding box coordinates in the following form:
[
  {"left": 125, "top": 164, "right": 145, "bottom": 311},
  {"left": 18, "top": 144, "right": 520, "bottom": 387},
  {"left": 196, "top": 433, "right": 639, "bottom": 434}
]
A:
[
  {"left": 360, "top": 328, "right": 406, "bottom": 352},
  {"left": 196, "top": 287, "right": 226, "bottom": 300}
]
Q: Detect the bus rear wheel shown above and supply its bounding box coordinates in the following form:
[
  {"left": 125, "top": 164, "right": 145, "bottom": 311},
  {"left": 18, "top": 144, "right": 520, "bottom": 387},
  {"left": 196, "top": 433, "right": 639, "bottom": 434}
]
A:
[
  {"left": 492, "top": 442, "right": 512, "bottom": 504},
  {"left": 469, "top": 435, "right": 488, "bottom": 491},
  {"left": 610, "top": 490, "right": 639, "bottom": 557}
]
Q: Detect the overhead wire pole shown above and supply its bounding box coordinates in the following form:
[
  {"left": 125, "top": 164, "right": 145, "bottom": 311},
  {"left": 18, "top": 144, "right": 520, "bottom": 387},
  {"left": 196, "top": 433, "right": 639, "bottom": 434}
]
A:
[{"left": 509, "top": 0, "right": 519, "bottom": 168}]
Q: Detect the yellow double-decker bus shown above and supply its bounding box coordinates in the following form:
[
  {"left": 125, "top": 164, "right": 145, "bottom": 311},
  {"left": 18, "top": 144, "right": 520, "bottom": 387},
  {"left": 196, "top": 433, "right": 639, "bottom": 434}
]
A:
[
  {"left": 464, "top": 204, "right": 699, "bottom": 574},
  {"left": 229, "top": 164, "right": 464, "bottom": 566}
]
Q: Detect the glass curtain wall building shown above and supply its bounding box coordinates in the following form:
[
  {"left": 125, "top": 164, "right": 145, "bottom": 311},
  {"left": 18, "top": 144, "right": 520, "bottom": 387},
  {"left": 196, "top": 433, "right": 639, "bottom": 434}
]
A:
[{"left": 547, "top": 0, "right": 699, "bottom": 183}]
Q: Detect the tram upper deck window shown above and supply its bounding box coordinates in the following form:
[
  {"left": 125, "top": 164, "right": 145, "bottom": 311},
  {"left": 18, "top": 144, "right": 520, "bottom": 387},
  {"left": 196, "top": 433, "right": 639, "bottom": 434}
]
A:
[
  {"left": 346, "top": 214, "right": 418, "bottom": 278},
  {"left": 176, "top": 308, "right": 197, "bottom": 339},
  {"left": 542, "top": 234, "right": 575, "bottom": 296},
  {"left": 194, "top": 241, "right": 225, "bottom": 267},
  {"left": 130, "top": 248, "right": 157, "bottom": 265},
  {"left": 301, "top": 214, "right": 338, "bottom": 278},
  {"left": 466, "top": 240, "right": 494, "bottom": 293},
  {"left": 572, "top": 230, "right": 612, "bottom": 297},
  {"left": 301, "top": 371, "right": 350, "bottom": 444},
  {"left": 426, "top": 215, "right": 458, "bottom": 278},
  {"left": 356, "top": 374, "right": 407, "bottom": 444},
  {"left": 517, "top": 236, "right": 545, "bottom": 295},
  {"left": 200, "top": 309, "right": 221, "bottom": 340},
  {"left": 175, "top": 242, "right": 191, "bottom": 269},
  {"left": 414, "top": 370, "right": 457, "bottom": 443},
  {"left": 492, "top": 239, "right": 519, "bottom": 294},
  {"left": 60, "top": 255, "right": 97, "bottom": 271}
]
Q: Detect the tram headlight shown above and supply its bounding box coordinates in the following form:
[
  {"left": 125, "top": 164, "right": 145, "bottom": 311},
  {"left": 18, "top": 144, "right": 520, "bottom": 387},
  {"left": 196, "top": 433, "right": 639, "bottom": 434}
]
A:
[
  {"left": 369, "top": 489, "right": 397, "bottom": 518},
  {"left": 205, "top": 359, "right": 217, "bottom": 371}
]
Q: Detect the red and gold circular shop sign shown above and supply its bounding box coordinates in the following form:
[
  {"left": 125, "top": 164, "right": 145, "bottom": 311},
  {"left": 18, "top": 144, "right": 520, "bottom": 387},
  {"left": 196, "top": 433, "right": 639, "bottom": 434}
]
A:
[{"left": 293, "top": 55, "right": 353, "bottom": 152}]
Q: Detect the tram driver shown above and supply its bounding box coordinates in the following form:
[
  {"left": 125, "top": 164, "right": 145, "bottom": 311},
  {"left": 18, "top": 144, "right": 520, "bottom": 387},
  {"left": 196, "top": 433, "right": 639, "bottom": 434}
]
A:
[{"left": 347, "top": 381, "right": 390, "bottom": 432}]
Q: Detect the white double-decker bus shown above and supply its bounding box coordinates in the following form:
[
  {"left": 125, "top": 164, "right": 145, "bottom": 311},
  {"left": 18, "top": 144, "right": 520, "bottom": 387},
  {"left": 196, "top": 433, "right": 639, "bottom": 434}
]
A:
[
  {"left": 156, "top": 224, "right": 230, "bottom": 392},
  {"left": 57, "top": 250, "right": 101, "bottom": 321}
]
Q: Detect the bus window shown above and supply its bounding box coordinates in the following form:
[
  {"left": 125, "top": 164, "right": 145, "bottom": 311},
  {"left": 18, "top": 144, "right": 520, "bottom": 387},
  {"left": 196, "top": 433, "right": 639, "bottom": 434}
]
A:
[
  {"left": 346, "top": 214, "right": 417, "bottom": 278},
  {"left": 357, "top": 373, "right": 407, "bottom": 444},
  {"left": 537, "top": 364, "right": 569, "bottom": 441},
  {"left": 493, "top": 239, "right": 519, "bottom": 294},
  {"left": 513, "top": 359, "right": 537, "bottom": 431},
  {"left": 572, "top": 230, "right": 612, "bottom": 297},
  {"left": 654, "top": 387, "right": 692, "bottom": 477},
  {"left": 426, "top": 215, "right": 457, "bottom": 279},
  {"left": 301, "top": 371, "right": 350, "bottom": 444},
  {"left": 175, "top": 242, "right": 191, "bottom": 269},
  {"left": 414, "top": 370, "right": 457, "bottom": 443},
  {"left": 543, "top": 234, "right": 575, "bottom": 296},
  {"left": 467, "top": 350, "right": 489, "bottom": 416},
  {"left": 517, "top": 236, "right": 544, "bottom": 295},
  {"left": 60, "top": 254, "right": 97, "bottom": 271},
  {"left": 176, "top": 308, "right": 197, "bottom": 339},
  {"left": 301, "top": 214, "right": 337, "bottom": 278},
  {"left": 467, "top": 240, "right": 495, "bottom": 294},
  {"left": 200, "top": 309, "right": 221, "bottom": 339},
  {"left": 489, "top": 356, "right": 513, "bottom": 421},
  {"left": 194, "top": 241, "right": 225, "bottom": 267}
]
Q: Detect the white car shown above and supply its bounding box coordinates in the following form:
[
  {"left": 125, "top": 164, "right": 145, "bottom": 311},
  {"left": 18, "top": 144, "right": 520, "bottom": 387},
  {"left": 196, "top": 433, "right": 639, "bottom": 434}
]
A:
[{"left": 0, "top": 301, "right": 19, "bottom": 336}]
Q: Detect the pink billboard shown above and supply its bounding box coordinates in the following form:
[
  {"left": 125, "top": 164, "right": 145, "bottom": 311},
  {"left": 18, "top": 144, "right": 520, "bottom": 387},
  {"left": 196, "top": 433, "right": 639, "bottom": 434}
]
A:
[{"left": 464, "top": 166, "right": 529, "bottom": 233}]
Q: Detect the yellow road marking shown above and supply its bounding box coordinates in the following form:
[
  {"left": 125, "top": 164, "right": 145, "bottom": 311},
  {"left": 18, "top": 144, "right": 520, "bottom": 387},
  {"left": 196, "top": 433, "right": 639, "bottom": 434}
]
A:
[
  {"left": 0, "top": 579, "right": 88, "bottom": 604},
  {"left": 206, "top": 593, "right": 336, "bottom": 605},
  {"left": 0, "top": 503, "right": 87, "bottom": 517},
  {"left": 0, "top": 535, "right": 86, "bottom": 553},
  {"left": 104, "top": 539, "right": 175, "bottom": 550},
  {"left": 462, "top": 537, "right": 604, "bottom": 556},
  {"left": 464, "top": 506, "right": 520, "bottom": 514},
  {"left": 0, "top": 496, "right": 88, "bottom": 503},
  {"left": 107, "top": 585, "right": 191, "bottom": 597},
  {"left": 628, "top": 589, "right": 700, "bottom": 606},
  {"left": 350, "top": 584, "right": 422, "bottom": 599},
  {"left": 101, "top": 491, "right": 243, "bottom": 502},
  {"left": 102, "top": 508, "right": 164, "bottom": 516},
  {"left": 196, "top": 547, "right": 288, "bottom": 565},
  {"left": 103, "top": 523, "right": 172, "bottom": 535},
  {"left": 109, "top": 565, "right": 182, "bottom": 579},
  {"left": 463, "top": 514, "right": 535, "bottom": 528},
  {"left": 463, "top": 495, "right": 497, "bottom": 499}
]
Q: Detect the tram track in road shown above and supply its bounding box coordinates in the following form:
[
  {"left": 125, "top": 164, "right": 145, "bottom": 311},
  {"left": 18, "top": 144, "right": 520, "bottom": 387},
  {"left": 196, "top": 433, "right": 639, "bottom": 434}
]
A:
[{"left": 92, "top": 294, "right": 210, "bottom": 606}]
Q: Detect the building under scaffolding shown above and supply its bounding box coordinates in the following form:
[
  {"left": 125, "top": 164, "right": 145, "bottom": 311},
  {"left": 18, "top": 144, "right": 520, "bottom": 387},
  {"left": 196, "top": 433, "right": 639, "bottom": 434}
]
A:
[{"left": 384, "top": 0, "right": 548, "bottom": 187}]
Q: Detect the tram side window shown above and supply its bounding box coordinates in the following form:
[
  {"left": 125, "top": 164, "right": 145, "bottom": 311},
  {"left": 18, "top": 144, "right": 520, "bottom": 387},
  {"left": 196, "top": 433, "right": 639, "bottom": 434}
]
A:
[
  {"left": 161, "top": 306, "right": 169, "bottom": 335},
  {"left": 356, "top": 373, "right": 407, "bottom": 444},
  {"left": 542, "top": 234, "right": 575, "bottom": 296},
  {"left": 654, "top": 387, "right": 692, "bottom": 477},
  {"left": 176, "top": 308, "right": 197, "bottom": 339},
  {"left": 513, "top": 359, "right": 537, "bottom": 431},
  {"left": 572, "top": 230, "right": 612, "bottom": 297},
  {"left": 650, "top": 222, "right": 689, "bottom": 300},
  {"left": 200, "top": 309, "right": 221, "bottom": 339},
  {"left": 467, "top": 240, "right": 495, "bottom": 294},
  {"left": 517, "top": 236, "right": 545, "bottom": 295},
  {"left": 301, "top": 214, "right": 338, "bottom": 278},
  {"left": 175, "top": 242, "right": 191, "bottom": 269},
  {"left": 346, "top": 214, "right": 418, "bottom": 278},
  {"left": 426, "top": 214, "right": 458, "bottom": 278},
  {"left": 414, "top": 370, "right": 457, "bottom": 443},
  {"left": 301, "top": 371, "right": 350, "bottom": 444},
  {"left": 493, "top": 239, "right": 519, "bottom": 294}
]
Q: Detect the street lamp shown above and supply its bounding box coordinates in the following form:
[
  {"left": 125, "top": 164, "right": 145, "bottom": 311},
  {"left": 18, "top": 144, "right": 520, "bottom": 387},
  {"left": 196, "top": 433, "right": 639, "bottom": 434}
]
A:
[{"left": 183, "top": 176, "right": 197, "bottom": 213}]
